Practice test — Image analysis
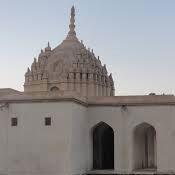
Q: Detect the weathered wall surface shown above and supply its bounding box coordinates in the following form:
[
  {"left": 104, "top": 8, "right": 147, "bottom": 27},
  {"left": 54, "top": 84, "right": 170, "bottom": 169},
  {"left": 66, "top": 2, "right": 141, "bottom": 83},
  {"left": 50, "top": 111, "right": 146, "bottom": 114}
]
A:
[
  {"left": 0, "top": 107, "right": 8, "bottom": 174},
  {"left": 70, "top": 103, "right": 88, "bottom": 175},
  {"left": 0, "top": 101, "right": 175, "bottom": 174},
  {"left": 87, "top": 105, "right": 175, "bottom": 173},
  {"left": 0, "top": 102, "right": 76, "bottom": 175}
]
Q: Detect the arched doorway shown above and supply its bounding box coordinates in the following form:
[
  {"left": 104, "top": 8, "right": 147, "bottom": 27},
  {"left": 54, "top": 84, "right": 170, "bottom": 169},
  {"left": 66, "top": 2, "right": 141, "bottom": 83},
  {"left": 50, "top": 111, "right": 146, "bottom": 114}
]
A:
[
  {"left": 133, "top": 123, "right": 157, "bottom": 170},
  {"left": 93, "top": 122, "right": 114, "bottom": 170}
]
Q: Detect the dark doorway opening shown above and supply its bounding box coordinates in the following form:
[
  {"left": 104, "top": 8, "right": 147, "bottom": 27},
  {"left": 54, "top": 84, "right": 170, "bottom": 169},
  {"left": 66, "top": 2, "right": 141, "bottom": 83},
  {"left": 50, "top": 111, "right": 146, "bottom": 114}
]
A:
[{"left": 93, "top": 122, "right": 114, "bottom": 170}]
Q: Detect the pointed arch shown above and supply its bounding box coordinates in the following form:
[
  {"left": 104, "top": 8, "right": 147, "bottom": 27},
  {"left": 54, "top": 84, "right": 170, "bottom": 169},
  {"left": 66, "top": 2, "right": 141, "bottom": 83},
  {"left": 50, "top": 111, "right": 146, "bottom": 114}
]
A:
[
  {"left": 92, "top": 121, "right": 113, "bottom": 132},
  {"left": 92, "top": 122, "right": 114, "bottom": 170},
  {"left": 133, "top": 122, "right": 157, "bottom": 170}
]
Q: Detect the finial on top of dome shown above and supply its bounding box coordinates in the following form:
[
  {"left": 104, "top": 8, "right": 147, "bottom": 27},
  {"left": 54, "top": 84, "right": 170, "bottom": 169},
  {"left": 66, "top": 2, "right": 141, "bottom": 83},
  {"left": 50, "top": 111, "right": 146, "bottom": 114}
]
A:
[
  {"left": 66, "top": 6, "right": 77, "bottom": 40},
  {"left": 39, "top": 49, "right": 45, "bottom": 58},
  {"left": 45, "top": 42, "right": 51, "bottom": 52},
  {"left": 91, "top": 49, "right": 94, "bottom": 55},
  {"left": 27, "top": 67, "right": 30, "bottom": 73},
  {"left": 109, "top": 73, "right": 114, "bottom": 85}
]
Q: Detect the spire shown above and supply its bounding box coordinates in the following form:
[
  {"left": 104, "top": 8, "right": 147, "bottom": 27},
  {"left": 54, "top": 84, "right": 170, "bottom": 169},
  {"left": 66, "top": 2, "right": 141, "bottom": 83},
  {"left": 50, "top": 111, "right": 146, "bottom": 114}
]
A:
[
  {"left": 66, "top": 6, "right": 78, "bottom": 40},
  {"left": 45, "top": 42, "right": 51, "bottom": 52}
]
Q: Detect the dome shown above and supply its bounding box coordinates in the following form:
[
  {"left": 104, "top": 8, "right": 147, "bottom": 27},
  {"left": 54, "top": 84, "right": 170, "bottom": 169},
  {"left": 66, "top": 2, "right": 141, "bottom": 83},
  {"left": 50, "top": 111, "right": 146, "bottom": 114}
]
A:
[{"left": 24, "top": 6, "right": 115, "bottom": 97}]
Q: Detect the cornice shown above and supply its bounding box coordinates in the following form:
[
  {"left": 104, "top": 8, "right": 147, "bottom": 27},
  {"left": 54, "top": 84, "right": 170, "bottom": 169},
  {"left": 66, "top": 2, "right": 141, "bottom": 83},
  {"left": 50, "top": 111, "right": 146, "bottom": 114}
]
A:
[{"left": 0, "top": 94, "right": 175, "bottom": 107}]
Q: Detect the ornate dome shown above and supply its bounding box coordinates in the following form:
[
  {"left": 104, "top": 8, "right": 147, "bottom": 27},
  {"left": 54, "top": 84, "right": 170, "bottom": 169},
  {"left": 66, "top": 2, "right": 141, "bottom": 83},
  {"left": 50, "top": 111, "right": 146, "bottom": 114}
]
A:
[{"left": 24, "top": 6, "right": 115, "bottom": 97}]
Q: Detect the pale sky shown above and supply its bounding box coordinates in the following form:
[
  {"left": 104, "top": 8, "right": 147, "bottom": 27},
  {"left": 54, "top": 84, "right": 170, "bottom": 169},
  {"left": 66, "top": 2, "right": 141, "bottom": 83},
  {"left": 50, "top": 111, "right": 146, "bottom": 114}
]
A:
[{"left": 1, "top": 0, "right": 175, "bottom": 95}]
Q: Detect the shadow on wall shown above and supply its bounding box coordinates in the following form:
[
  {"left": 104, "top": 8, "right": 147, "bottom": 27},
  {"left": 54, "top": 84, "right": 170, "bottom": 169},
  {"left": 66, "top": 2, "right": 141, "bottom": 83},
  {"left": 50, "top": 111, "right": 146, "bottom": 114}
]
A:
[{"left": 133, "top": 122, "right": 157, "bottom": 171}]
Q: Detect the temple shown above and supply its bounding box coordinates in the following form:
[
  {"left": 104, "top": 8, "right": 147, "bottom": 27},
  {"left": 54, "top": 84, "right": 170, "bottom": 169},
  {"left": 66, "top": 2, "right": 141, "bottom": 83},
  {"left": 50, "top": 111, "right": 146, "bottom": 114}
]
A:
[{"left": 0, "top": 6, "right": 175, "bottom": 175}]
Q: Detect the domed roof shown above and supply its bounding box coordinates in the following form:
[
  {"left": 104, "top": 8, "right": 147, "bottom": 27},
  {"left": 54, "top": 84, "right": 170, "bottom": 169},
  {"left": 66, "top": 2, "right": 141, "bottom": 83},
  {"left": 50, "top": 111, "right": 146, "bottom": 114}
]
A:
[{"left": 24, "top": 6, "right": 115, "bottom": 97}]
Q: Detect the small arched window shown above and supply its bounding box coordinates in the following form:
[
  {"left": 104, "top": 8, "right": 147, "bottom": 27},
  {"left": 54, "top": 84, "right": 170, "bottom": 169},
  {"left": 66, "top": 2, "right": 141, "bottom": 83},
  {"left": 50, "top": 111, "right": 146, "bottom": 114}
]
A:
[{"left": 50, "top": 86, "right": 59, "bottom": 92}]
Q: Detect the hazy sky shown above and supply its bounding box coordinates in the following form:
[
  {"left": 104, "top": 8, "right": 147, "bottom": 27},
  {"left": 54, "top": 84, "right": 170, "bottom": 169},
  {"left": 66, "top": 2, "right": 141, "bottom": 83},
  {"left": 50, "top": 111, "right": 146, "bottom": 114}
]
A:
[{"left": 1, "top": 0, "right": 175, "bottom": 95}]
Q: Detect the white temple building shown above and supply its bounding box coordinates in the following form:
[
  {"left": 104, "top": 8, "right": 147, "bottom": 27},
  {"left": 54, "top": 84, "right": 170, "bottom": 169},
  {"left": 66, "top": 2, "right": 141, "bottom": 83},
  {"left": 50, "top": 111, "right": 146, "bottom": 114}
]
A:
[{"left": 0, "top": 6, "right": 175, "bottom": 175}]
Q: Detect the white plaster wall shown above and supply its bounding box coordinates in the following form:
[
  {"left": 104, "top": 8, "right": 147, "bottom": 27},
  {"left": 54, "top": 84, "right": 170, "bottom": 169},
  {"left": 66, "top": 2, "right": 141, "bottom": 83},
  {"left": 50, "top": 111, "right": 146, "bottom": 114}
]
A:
[
  {"left": 0, "top": 108, "right": 8, "bottom": 174},
  {"left": 87, "top": 106, "right": 124, "bottom": 172},
  {"left": 87, "top": 105, "right": 175, "bottom": 173},
  {"left": 125, "top": 106, "right": 173, "bottom": 173},
  {"left": 70, "top": 103, "right": 88, "bottom": 175},
  {"left": 7, "top": 102, "right": 74, "bottom": 175},
  {"left": 0, "top": 102, "right": 175, "bottom": 175}
]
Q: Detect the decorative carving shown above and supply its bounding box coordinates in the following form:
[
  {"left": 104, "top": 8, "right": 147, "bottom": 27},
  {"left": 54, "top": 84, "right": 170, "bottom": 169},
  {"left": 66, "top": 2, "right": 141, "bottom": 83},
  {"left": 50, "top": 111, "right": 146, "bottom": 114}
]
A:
[
  {"left": 24, "top": 7, "right": 115, "bottom": 96},
  {"left": 53, "top": 60, "right": 63, "bottom": 74}
]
